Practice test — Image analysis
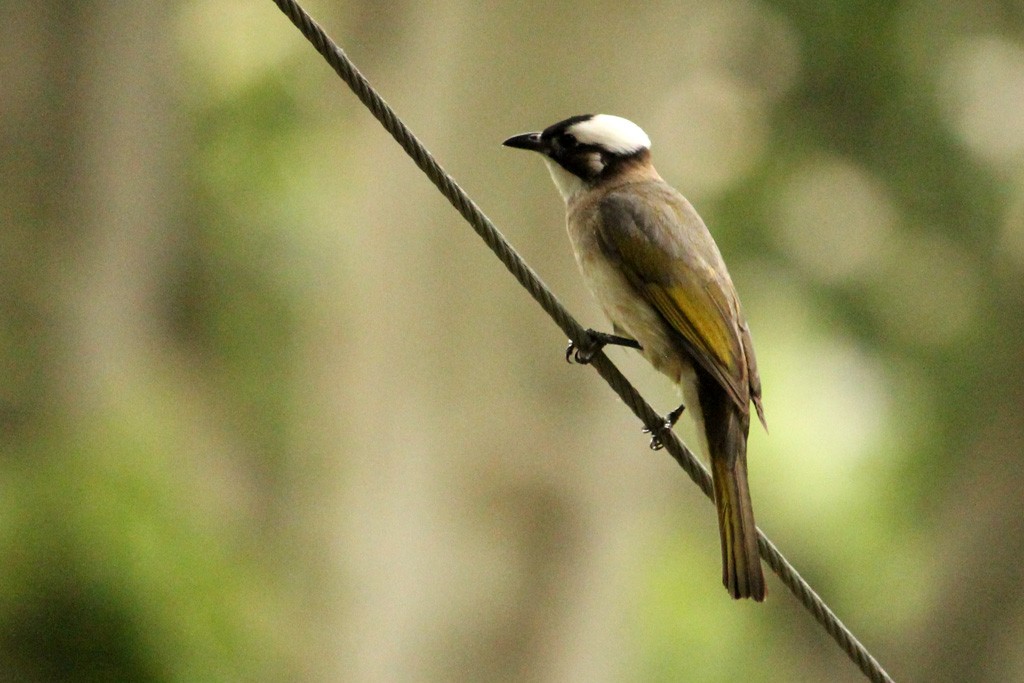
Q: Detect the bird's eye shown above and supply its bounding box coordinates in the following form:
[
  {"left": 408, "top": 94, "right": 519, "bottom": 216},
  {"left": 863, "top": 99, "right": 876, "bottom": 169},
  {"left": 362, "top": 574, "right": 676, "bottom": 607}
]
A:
[{"left": 557, "top": 134, "right": 578, "bottom": 150}]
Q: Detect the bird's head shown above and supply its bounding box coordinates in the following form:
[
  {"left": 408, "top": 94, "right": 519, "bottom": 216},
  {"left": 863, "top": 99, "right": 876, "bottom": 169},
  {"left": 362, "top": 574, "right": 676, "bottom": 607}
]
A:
[{"left": 503, "top": 114, "right": 653, "bottom": 201}]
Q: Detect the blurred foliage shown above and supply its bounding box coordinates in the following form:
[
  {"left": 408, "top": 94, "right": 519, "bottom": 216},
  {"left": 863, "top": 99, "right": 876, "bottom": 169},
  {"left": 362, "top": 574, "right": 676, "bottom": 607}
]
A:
[{"left": 2, "top": 0, "right": 1024, "bottom": 681}]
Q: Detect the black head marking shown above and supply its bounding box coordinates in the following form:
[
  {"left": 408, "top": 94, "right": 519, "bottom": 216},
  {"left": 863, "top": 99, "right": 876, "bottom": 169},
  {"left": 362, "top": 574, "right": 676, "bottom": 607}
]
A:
[{"left": 539, "top": 115, "right": 650, "bottom": 182}]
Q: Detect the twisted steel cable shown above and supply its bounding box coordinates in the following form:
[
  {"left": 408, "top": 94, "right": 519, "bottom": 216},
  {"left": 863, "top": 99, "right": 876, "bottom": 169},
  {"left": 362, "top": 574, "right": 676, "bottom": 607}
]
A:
[{"left": 269, "top": 2, "right": 895, "bottom": 681}]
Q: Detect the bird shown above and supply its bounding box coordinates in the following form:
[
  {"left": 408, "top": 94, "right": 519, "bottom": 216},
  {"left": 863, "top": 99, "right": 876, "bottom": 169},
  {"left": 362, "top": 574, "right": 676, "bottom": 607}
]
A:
[{"left": 503, "top": 114, "right": 768, "bottom": 601}]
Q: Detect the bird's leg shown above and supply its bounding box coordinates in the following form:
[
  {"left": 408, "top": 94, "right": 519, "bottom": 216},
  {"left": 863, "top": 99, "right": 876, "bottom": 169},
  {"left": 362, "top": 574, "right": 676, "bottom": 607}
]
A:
[
  {"left": 566, "top": 329, "right": 642, "bottom": 364},
  {"left": 643, "top": 403, "right": 685, "bottom": 450},
  {"left": 666, "top": 403, "right": 686, "bottom": 428}
]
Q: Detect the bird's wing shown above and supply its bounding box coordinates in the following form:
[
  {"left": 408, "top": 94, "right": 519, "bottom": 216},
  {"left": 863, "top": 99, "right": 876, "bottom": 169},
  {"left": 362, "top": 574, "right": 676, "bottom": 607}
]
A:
[
  {"left": 740, "top": 320, "right": 767, "bottom": 430},
  {"left": 597, "top": 187, "right": 752, "bottom": 414}
]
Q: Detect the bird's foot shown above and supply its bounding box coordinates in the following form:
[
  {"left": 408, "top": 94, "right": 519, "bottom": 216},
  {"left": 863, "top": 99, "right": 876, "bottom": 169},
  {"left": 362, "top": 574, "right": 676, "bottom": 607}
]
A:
[
  {"left": 565, "top": 329, "right": 642, "bottom": 364},
  {"left": 643, "top": 403, "right": 685, "bottom": 450},
  {"left": 666, "top": 402, "right": 685, "bottom": 428}
]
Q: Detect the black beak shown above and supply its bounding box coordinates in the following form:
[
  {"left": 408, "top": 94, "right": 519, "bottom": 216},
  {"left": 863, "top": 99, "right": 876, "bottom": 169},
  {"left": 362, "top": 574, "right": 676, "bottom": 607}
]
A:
[{"left": 502, "top": 132, "right": 545, "bottom": 152}]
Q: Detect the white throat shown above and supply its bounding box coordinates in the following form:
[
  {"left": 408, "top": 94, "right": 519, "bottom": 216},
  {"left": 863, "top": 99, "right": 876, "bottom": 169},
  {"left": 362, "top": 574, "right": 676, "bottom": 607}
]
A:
[{"left": 543, "top": 157, "right": 587, "bottom": 202}]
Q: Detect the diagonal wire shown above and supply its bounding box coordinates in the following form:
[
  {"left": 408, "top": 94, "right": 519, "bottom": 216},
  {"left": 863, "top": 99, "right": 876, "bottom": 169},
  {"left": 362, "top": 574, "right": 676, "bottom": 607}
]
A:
[{"left": 268, "top": 2, "right": 895, "bottom": 681}]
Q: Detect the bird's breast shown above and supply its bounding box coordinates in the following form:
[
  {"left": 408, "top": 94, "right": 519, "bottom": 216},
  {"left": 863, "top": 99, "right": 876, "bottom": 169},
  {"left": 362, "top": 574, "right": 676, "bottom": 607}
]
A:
[{"left": 566, "top": 208, "right": 692, "bottom": 386}]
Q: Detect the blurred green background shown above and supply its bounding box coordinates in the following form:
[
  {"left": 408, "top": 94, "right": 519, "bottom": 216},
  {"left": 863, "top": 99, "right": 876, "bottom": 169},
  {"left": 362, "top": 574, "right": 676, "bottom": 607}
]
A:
[{"left": 3, "top": 0, "right": 1024, "bottom": 681}]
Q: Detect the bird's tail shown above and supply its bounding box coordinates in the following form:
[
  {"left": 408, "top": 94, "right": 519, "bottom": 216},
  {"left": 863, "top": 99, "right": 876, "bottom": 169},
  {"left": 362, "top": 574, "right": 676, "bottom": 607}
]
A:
[{"left": 707, "top": 402, "right": 765, "bottom": 601}]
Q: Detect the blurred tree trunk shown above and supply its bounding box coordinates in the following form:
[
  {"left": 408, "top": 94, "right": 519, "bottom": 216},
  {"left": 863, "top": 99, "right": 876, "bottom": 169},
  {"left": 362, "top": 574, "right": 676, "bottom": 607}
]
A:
[
  {"left": 318, "top": 2, "right": 652, "bottom": 681},
  {"left": 1, "top": 0, "right": 178, "bottom": 424},
  {"left": 62, "top": 0, "right": 180, "bottom": 414},
  {"left": 1, "top": 1, "right": 179, "bottom": 680}
]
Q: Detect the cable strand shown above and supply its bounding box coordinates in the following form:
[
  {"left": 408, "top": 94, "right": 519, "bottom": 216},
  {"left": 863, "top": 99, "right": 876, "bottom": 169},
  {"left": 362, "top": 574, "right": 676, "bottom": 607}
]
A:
[{"left": 269, "top": 2, "right": 895, "bottom": 681}]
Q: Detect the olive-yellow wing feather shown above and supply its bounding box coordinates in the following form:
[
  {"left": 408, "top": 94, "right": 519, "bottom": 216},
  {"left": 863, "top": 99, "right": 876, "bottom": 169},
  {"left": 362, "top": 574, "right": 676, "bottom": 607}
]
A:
[{"left": 597, "top": 186, "right": 757, "bottom": 417}]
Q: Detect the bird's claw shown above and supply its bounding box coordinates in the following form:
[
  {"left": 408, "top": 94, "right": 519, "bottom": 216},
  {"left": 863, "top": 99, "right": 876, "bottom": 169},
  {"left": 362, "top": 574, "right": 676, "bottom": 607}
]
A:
[
  {"left": 642, "top": 419, "right": 673, "bottom": 450},
  {"left": 643, "top": 404, "right": 685, "bottom": 450},
  {"left": 565, "top": 338, "right": 593, "bottom": 364},
  {"left": 566, "top": 329, "right": 641, "bottom": 364},
  {"left": 666, "top": 403, "right": 685, "bottom": 428}
]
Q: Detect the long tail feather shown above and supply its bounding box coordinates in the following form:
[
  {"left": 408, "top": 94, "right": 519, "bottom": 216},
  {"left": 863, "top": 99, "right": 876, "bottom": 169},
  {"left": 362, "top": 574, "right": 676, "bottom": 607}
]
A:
[
  {"left": 699, "top": 373, "right": 765, "bottom": 601},
  {"left": 710, "top": 435, "right": 765, "bottom": 600}
]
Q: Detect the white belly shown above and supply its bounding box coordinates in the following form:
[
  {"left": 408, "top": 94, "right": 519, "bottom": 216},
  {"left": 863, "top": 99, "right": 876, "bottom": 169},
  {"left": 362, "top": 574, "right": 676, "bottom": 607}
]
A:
[
  {"left": 570, "top": 225, "right": 711, "bottom": 462},
  {"left": 574, "top": 245, "right": 687, "bottom": 381}
]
